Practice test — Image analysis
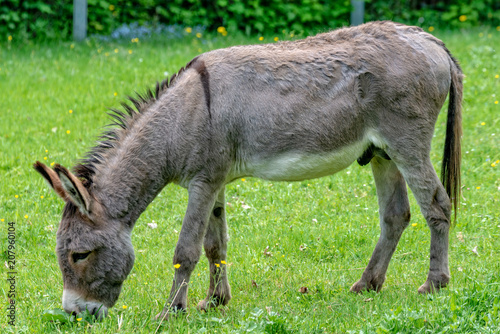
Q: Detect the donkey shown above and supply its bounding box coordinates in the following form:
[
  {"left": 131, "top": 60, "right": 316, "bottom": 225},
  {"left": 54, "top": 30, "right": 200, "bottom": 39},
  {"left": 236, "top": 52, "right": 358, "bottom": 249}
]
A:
[{"left": 34, "top": 21, "right": 462, "bottom": 319}]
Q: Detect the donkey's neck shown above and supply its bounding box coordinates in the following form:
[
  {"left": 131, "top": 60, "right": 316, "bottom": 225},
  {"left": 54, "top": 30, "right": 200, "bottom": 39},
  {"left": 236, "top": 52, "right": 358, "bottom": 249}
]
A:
[{"left": 91, "top": 98, "right": 177, "bottom": 226}]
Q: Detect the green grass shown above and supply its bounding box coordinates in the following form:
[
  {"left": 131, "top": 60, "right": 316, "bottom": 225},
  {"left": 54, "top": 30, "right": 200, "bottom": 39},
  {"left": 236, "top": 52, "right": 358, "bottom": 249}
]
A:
[{"left": 1, "top": 27, "right": 499, "bottom": 333}]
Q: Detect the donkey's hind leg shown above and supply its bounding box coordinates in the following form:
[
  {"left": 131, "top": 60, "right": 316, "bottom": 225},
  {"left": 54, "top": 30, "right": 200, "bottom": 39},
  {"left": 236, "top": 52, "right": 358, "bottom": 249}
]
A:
[
  {"left": 395, "top": 159, "right": 451, "bottom": 293},
  {"left": 197, "top": 188, "right": 232, "bottom": 311},
  {"left": 351, "top": 157, "right": 411, "bottom": 293}
]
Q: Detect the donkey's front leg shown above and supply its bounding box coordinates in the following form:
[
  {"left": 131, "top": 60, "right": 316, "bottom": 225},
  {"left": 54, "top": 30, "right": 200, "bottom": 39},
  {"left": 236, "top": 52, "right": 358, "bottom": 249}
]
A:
[
  {"left": 351, "top": 157, "right": 411, "bottom": 293},
  {"left": 157, "top": 181, "right": 220, "bottom": 320},
  {"left": 197, "top": 188, "right": 232, "bottom": 311}
]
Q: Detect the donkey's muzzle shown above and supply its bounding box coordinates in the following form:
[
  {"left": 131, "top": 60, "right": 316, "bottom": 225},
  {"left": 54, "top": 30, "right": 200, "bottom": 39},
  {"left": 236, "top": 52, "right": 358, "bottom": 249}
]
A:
[{"left": 62, "top": 289, "right": 108, "bottom": 320}]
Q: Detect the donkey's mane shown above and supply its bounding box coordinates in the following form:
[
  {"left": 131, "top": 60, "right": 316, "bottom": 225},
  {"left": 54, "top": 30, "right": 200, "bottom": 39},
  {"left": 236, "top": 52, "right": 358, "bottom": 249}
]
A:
[{"left": 73, "top": 59, "right": 197, "bottom": 187}]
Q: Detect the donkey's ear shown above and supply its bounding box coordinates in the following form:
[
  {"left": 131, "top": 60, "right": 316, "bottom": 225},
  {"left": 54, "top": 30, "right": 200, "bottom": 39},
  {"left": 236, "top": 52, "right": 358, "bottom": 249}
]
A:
[
  {"left": 53, "top": 164, "right": 92, "bottom": 216},
  {"left": 33, "top": 161, "right": 69, "bottom": 201}
]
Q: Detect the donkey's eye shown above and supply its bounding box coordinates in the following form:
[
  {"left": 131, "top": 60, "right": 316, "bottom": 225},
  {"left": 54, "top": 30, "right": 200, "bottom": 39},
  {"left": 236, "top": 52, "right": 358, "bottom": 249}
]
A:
[{"left": 72, "top": 251, "right": 91, "bottom": 263}]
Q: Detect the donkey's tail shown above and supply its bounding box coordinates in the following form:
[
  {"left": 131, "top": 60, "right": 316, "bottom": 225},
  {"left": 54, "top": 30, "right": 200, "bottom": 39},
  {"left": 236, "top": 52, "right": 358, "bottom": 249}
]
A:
[{"left": 441, "top": 53, "right": 463, "bottom": 221}]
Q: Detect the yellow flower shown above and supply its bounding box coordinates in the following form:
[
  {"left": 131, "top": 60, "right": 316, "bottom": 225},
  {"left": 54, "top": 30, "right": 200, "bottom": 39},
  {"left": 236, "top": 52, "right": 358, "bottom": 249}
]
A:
[
  {"left": 15, "top": 195, "right": 18, "bottom": 198},
  {"left": 77, "top": 318, "right": 82, "bottom": 321},
  {"left": 109, "top": 4, "right": 115, "bottom": 11},
  {"left": 50, "top": 162, "right": 55, "bottom": 166},
  {"left": 128, "top": 50, "right": 132, "bottom": 54},
  {"left": 496, "top": 160, "right": 499, "bottom": 164},
  {"left": 24, "top": 215, "right": 28, "bottom": 219},
  {"left": 497, "top": 26, "right": 500, "bottom": 31},
  {"left": 428, "top": 26, "right": 434, "bottom": 32},
  {"left": 481, "top": 122, "right": 485, "bottom": 125},
  {"left": 412, "top": 223, "right": 417, "bottom": 227},
  {"left": 221, "top": 260, "right": 226, "bottom": 264},
  {"left": 1, "top": 219, "right": 4, "bottom": 222},
  {"left": 45, "top": 149, "right": 48, "bottom": 153},
  {"left": 215, "top": 263, "right": 220, "bottom": 267},
  {"left": 459, "top": 15, "right": 467, "bottom": 22},
  {"left": 122, "top": 305, "right": 127, "bottom": 309},
  {"left": 217, "top": 26, "right": 226, "bottom": 33},
  {"left": 196, "top": 32, "right": 202, "bottom": 38},
  {"left": 274, "top": 37, "right": 279, "bottom": 42},
  {"left": 495, "top": 101, "right": 499, "bottom": 104},
  {"left": 41, "top": 196, "right": 44, "bottom": 199},
  {"left": 174, "top": 263, "right": 181, "bottom": 269},
  {"left": 241, "top": 178, "right": 246, "bottom": 182},
  {"left": 114, "top": 48, "right": 119, "bottom": 53},
  {"left": 476, "top": 186, "right": 481, "bottom": 190},
  {"left": 66, "top": 130, "right": 70, "bottom": 134},
  {"left": 105, "top": 52, "right": 110, "bottom": 57},
  {"left": 222, "top": 31, "right": 227, "bottom": 36},
  {"left": 259, "top": 36, "right": 264, "bottom": 41},
  {"left": 8, "top": 35, "right": 12, "bottom": 41},
  {"left": 495, "top": 75, "right": 499, "bottom": 79},
  {"left": 491, "top": 163, "right": 496, "bottom": 167},
  {"left": 44, "top": 157, "right": 47, "bottom": 160},
  {"left": 185, "top": 27, "right": 192, "bottom": 33},
  {"left": 479, "top": 33, "right": 484, "bottom": 38},
  {"left": 114, "top": 92, "right": 118, "bottom": 96},
  {"left": 69, "top": 109, "right": 73, "bottom": 113}
]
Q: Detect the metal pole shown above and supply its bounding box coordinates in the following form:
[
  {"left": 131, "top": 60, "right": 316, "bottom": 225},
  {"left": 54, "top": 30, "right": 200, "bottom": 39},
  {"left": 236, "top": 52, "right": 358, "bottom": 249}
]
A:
[
  {"left": 350, "top": 0, "right": 365, "bottom": 26},
  {"left": 73, "top": 0, "right": 87, "bottom": 41}
]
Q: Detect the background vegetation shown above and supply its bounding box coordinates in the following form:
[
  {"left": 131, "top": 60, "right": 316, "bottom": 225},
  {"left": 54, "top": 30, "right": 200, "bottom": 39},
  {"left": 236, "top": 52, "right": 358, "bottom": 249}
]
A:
[
  {"left": 1, "top": 0, "right": 499, "bottom": 41},
  {"left": 0, "top": 24, "right": 499, "bottom": 332}
]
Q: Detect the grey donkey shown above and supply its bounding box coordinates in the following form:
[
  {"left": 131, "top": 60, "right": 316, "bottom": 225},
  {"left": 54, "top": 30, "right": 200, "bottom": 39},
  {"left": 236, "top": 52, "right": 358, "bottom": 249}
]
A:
[{"left": 34, "top": 21, "right": 462, "bottom": 320}]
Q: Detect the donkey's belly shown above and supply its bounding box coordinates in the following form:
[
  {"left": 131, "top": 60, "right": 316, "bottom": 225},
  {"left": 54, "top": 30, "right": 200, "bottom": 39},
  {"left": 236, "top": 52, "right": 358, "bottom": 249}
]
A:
[{"left": 239, "top": 141, "right": 367, "bottom": 182}]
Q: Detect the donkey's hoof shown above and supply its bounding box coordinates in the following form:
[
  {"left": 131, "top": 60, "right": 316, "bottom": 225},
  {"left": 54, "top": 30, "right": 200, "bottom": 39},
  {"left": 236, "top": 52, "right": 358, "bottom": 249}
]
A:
[
  {"left": 350, "top": 280, "right": 367, "bottom": 293},
  {"left": 154, "top": 306, "right": 186, "bottom": 321},
  {"left": 417, "top": 280, "right": 447, "bottom": 294},
  {"left": 197, "top": 295, "right": 229, "bottom": 312}
]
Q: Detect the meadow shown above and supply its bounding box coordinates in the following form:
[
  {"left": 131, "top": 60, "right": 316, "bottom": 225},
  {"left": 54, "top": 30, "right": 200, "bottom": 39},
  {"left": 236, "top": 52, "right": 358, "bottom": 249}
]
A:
[{"left": 0, "top": 26, "right": 499, "bottom": 333}]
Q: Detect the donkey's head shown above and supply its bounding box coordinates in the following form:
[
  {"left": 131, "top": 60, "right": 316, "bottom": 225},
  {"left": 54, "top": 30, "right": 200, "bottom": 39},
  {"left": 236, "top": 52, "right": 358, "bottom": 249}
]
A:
[{"left": 34, "top": 162, "right": 135, "bottom": 318}]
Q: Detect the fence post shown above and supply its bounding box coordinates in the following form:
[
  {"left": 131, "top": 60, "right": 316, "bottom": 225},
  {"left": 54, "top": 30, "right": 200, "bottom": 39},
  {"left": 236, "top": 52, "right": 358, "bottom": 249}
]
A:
[
  {"left": 73, "top": 0, "right": 87, "bottom": 41},
  {"left": 350, "top": 0, "right": 365, "bottom": 26}
]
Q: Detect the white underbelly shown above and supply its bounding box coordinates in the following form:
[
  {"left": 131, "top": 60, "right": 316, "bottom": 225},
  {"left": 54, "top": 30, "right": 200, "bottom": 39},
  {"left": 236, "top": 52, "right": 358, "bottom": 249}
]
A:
[{"left": 232, "top": 140, "right": 368, "bottom": 182}]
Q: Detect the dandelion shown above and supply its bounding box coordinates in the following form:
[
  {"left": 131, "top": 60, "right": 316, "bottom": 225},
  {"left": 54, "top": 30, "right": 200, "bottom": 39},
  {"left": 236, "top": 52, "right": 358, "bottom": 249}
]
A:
[
  {"left": 114, "top": 48, "right": 119, "bottom": 53},
  {"left": 24, "top": 215, "right": 28, "bottom": 219},
  {"left": 50, "top": 162, "right": 55, "bottom": 166},
  {"left": 44, "top": 157, "right": 47, "bottom": 160},
  {"left": 495, "top": 101, "right": 499, "bottom": 105},
  {"left": 481, "top": 122, "right": 485, "bottom": 125},
  {"left": 412, "top": 223, "right": 417, "bottom": 227},
  {"left": 241, "top": 178, "right": 246, "bottom": 182},
  {"left": 428, "top": 26, "right": 434, "bottom": 32},
  {"left": 174, "top": 263, "right": 181, "bottom": 269},
  {"left": 459, "top": 15, "right": 467, "bottom": 22},
  {"left": 479, "top": 32, "right": 484, "bottom": 38},
  {"left": 215, "top": 263, "right": 220, "bottom": 268},
  {"left": 495, "top": 75, "right": 499, "bottom": 79},
  {"left": 274, "top": 37, "right": 279, "bottom": 42},
  {"left": 15, "top": 195, "right": 18, "bottom": 198},
  {"left": 497, "top": 26, "right": 500, "bottom": 31},
  {"left": 70, "top": 44, "right": 75, "bottom": 49},
  {"left": 221, "top": 260, "right": 226, "bottom": 264},
  {"left": 217, "top": 26, "right": 226, "bottom": 33},
  {"left": 259, "top": 36, "right": 264, "bottom": 41},
  {"left": 66, "top": 130, "right": 70, "bottom": 134},
  {"left": 41, "top": 195, "right": 44, "bottom": 199},
  {"left": 122, "top": 305, "right": 127, "bottom": 309},
  {"left": 77, "top": 318, "right": 82, "bottom": 321},
  {"left": 8, "top": 35, "right": 12, "bottom": 41},
  {"left": 492, "top": 163, "right": 497, "bottom": 167},
  {"left": 1, "top": 219, "right": 4, "bottom": 222},
  {"left": 476, "top": 186, "right": 481, "bottom": 190},
  {"left": 105, "top": 52, "right": 110, "bottom": 57},
  {"left": 185, "top": 27, "right": 192, "bottom": 33},
  {"left": 109, "top": 4, "right": 115, "bottom": 11},
  {"left": 114, "top": 92, "right": 118, "bottom": 96},
  {"left": 45, "top": 149, "right": 48, "bottom": 153},
  {"left": 196, "top": 32, "right": 202, "bottom": 38},
  {"left": 128, "top": 50, "right": 132, "bottom": 54},
  {"left": 69, "top": 109, "right": 73, "bottom": 113}
]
